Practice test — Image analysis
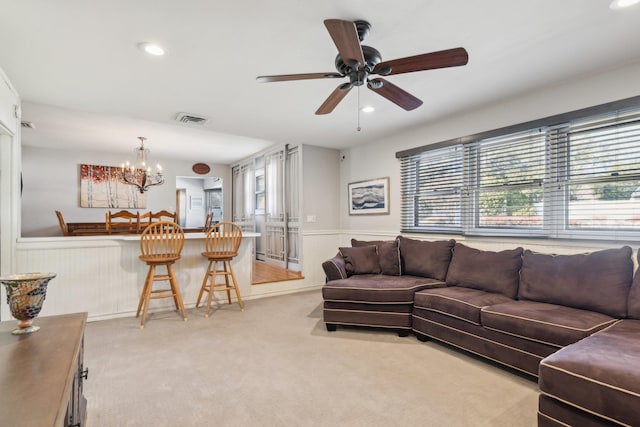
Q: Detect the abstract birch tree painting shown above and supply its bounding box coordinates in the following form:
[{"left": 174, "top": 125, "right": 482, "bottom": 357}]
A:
[{"left": 80, "top": 164, "right": 147, "bottom": 208}]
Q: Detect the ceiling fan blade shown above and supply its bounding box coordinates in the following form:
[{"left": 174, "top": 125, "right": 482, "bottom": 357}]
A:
[
  {"left": 373, "top": 47, "right": 469, "bottom": 76},
  {"left": 324, "top": 19, "right": 365, "bottom": 67},
  {"left": 367, "top": 78, "right": 423, "bottom": 111},
  {"left": 257, "top": 72, "right": 343, "bottom": 83},
  {"left": 316, "top": 83, "right": 353, "bottom": 115}
]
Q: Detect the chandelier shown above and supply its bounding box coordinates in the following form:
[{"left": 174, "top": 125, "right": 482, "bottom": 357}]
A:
[{"left": 118, "top": 136, "right": 164, "bottom": 193}]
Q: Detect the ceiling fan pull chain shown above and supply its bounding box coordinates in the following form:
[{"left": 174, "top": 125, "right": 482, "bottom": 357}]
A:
[{"left": 357, "top": 79, "right": 362, "bottom": 132}]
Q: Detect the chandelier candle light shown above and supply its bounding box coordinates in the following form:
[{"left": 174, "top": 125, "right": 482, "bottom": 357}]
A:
[{"left": 118, "top": 136, "right": 165, "bottom": 193}]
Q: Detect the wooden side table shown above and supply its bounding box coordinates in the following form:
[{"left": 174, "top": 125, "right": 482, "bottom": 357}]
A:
[{"left": 0, "top": 312, "right": 88, "bottom": 427}]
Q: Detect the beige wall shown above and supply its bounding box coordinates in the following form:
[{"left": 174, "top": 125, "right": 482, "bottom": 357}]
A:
[{"left": 301, "top": 144, "right": 341, "bottom": 232}]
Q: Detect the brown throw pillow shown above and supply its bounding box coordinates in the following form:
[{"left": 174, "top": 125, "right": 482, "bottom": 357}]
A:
[
  {"left": 339, "top": 245, "right": 381, "bottom": 275},
  {"left": 351, "top": 238, "right": 401, "bottom": 276},
  {"left": 446, "top": 243, "right": 523, "bottom": 298},
  {"left": 397, "top": 236, "right": 455, "bottom": 280},
  {"left": 519, "top": 247, "right": 633, "bottom": 318}
]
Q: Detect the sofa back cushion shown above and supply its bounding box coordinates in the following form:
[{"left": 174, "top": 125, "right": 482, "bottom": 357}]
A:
[
  {"left": 446, "top": 243, "right": 523, "bottom": 298},
  {"left": 397, "top": 237, "right": 455, "bottom": 280},
  {"left": 351, "top": 238, "right": 401, "bottom": 276},
  {"left": 339, "top": 245, "right": 381, "bottom": 275},
  {"left": 627, "top": 250, "right": 640, "bottom": 319},
  {"left": 518, "top": 246, "right": 633, "bottom": 318}
]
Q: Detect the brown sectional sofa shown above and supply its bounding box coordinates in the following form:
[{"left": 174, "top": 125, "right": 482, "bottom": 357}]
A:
[{"left": 321, "top": 237, "right": 640, "bottom": 426}]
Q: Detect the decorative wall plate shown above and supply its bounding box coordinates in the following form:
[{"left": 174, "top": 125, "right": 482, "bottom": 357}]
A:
[{"left": 192, "top": 163, "right": 211, "bottom": 175}]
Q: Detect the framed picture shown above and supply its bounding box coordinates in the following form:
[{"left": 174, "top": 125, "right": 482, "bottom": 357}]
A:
[
  {"left": 348, "top": 177, "right": 390, "bottom": 215},
  {"left": 80, "top": 164, "right": 147, "bottom": 208}
]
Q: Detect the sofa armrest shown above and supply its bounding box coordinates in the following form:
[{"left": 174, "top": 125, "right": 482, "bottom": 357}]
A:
[{"left": 322, "top": 253, "right": 347, "bottom": 282}]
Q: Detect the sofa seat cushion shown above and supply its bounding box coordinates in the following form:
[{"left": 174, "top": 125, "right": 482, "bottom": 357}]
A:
[
  {"left": 481, "top": 301, "right": 616, "bottom": 347},
  {"left": 323, "top": 275, "right": 445, "bottom": 303},
  {"left": 538, "top": 394, "right": 621, "bottom": 427},
  {"left": 414, "top": 286, "right": 514, "bottom": 325},
  {"left": 413, "top": 309, "right": 559, "bottom": 377},
  {"left": 324, "top": 301, "right": 413, "bottom": 313},
  {"left": 323, "top": 301, "right": 414, "bottom": 329},
  {"left": 539, "top": 320, "right": 640, "bottom": 427}
]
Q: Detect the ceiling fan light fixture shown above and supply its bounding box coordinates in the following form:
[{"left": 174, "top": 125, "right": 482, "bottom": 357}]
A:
[
  {"left": 138, "top": 42, "right": 165, "bottom": 56},
  {"left": 257, "top": 19, "right": 468, "bottom": 115},
  {"left": 610, "top": 0, "right": 640, "bottom": 9}
]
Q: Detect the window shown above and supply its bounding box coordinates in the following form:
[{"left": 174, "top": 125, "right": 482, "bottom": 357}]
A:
[
  {"left": 558, "top": 110, "right": 640, "bottom": 236},
  {"left": 399, "top": 102, "right": 640, "bottom": 240},
  {"left": 400, "top": 145, "right": 463, "bottom": 233},
  {"left": 469, "top": 129, "right": 546, "bottom": 233}
]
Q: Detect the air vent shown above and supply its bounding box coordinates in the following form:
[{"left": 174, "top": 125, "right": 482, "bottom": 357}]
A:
[
  {"left": 21, "top": 121, "right": 35, "bottom": 129},
  {"left": 175, "top": 112, "right": 209, "bottom": 125}
]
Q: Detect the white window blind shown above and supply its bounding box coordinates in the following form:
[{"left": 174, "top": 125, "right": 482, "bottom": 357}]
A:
[
  {"left": 400, "top": 102, "right": 640, "bottom": 241},
  {"left": 400, "top": 145, "right": 463, "bottom": 232},
  {"left": 556, "top": 108, "right": 640, "bottom": 235}
]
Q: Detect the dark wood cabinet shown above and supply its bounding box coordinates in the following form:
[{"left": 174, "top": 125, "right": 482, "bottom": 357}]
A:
[{"left": 0, "top": 312, "right": 88, "bottom": 427}]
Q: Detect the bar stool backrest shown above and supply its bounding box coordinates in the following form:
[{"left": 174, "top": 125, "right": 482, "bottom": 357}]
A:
[
  {"left": 205, "top": 221, "right": 242, "bottom": 256},
  {"left": 139, "top": 221, "right": 185, "bottom": 258}
]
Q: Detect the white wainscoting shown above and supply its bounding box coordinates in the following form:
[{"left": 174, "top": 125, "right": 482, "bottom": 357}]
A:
[
  {"left": 4, "top": 231, "right": 342, "bottom": 322},
  {"left": 8, "top": 234, "right": 256, "bottom": 321}
]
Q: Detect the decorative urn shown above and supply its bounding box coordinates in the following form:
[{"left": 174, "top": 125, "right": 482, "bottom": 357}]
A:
[{"left": 0, "top": 273, "right": 56, "bottom": 335}]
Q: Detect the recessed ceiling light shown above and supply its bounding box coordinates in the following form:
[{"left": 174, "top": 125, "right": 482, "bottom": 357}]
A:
[
  {"left": 138, "top": 42, "right": 165, "bottom": 56},
  {"left": 610, "top": 0, "right": 640, "bottom": 10},
  {"left": 361, "top": 105, "right": 375, "bottom": 113}
]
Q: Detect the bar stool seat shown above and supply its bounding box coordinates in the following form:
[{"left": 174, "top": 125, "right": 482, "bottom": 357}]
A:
[
  {"left": 137, "top": 221, "right": 187, "bottom": 328},
  {"left": 196, "top": 221, "right": 244, "bottom": 317}
]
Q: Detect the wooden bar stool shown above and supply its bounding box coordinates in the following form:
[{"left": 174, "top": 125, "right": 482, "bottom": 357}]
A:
[
  {"left": 196, "top": 221, "right": 244, "bottom": 317},
  {"left": 137, "top": 221, "right": 187, "bottom": 328}
]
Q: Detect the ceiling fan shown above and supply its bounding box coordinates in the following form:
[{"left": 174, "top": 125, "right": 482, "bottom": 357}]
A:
[{"left": 256, "top": 19, "right": 469, "bottom": 115}]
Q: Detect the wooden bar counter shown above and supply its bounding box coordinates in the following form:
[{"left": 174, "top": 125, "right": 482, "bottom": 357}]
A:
[{"left": 0, "top": 312, "right": 88, "bottom": 427}]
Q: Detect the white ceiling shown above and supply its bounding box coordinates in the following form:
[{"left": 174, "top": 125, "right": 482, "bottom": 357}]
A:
[{"left": 1, "top": 0, "right": 640, "bottom": 164}]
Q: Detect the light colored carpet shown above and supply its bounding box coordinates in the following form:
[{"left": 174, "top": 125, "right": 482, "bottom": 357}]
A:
[{"left": 84, "top": 289, "right": 539, "bottom": 427}]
